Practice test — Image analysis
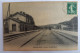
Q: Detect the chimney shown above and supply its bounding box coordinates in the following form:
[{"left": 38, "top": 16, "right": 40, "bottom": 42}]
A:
[{"left": 7, "top": 3, "right": 10, "bottom": 17}]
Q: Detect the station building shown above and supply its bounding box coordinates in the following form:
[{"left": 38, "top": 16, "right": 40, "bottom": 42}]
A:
[{"left": 3, "top": 11, "right": 36, "bottom": 33}]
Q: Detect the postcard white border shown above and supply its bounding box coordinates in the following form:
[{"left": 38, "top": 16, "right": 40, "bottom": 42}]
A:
[{"left": 0, "top": 0, "right": 80, "bottom": 53}]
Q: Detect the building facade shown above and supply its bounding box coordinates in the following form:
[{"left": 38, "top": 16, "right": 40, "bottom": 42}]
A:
[{"left": 3, "top": 11, "right": 36, "bottom": 34}]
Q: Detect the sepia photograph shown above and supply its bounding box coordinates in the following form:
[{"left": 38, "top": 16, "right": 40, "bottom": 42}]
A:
[{"left": 3, "top": 1, "right": 78, "bottom": 51}]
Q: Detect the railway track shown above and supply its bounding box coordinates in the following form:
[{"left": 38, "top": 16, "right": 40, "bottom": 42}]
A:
[
  {"left": 52, "top": 30, "right": 77, "bottom": 44},
  {"left": 20, "top": 30, "right": 45, "bottom": 47},
  {"left": 4, "top": 29, "right": 78, "bottom": 49},
  {"left": 4, "top": 31, "right": 36, "bottom": 42},
  {"left": 20, "top": 29, "right": 77, "bottom": 47},
  {"left": 51, "top": 31, "right": 64, "bottom": 44},
  {"left": 54, "top": 31, "right": 77, "bottom": 43}
]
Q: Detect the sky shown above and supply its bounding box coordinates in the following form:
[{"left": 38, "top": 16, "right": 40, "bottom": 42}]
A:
[{"left": 3, "top": 1, "right": 77, "bottom": 26}]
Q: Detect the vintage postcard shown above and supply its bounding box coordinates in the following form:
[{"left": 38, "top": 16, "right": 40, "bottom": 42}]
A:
[{"left": 3, "top": 1, "right": 78, "bottom": 51}]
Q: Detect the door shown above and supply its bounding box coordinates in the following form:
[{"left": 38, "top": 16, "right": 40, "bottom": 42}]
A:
[{"left": 12, "top": 24, "right": 16, "bottom": 31}]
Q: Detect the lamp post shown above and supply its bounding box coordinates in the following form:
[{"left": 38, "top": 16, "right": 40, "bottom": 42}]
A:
[{"left": 72, "top": 20, "right": 74, "bottom": 31}]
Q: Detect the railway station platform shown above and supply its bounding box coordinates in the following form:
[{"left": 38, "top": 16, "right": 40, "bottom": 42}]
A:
[
  {"left": 4, "top": 30, "right": 39, "bottom": 37},
  {"left": 52, "top": 29, "right": 78, "bottom": 36}
]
